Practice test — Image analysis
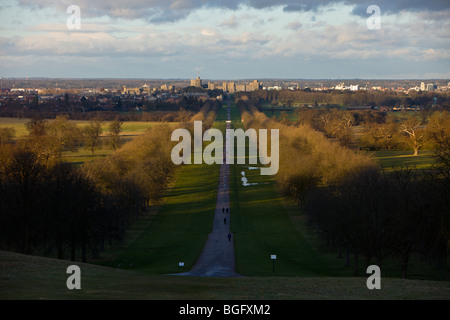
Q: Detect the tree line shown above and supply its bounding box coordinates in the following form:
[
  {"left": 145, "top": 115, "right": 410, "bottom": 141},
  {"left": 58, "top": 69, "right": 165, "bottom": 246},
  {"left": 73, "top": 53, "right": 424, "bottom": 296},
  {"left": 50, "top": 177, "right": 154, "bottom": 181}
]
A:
[
  {"left": 238, "top": 88, "right": 450, "bottom": 109},
  {"left": 237, "top": 97, "right": 450, "bottom": 279},
  {"left": 270, "top": 106, "right": 450, "bottom": 156},
  {"left": 0, "top": 101, "right": 221, "bottom": 262}
]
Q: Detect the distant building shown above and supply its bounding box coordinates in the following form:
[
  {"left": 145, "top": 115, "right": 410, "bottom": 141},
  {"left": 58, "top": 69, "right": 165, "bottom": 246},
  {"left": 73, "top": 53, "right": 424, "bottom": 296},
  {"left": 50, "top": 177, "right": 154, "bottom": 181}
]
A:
[
  {"left": 122, "top": 85, "right": 151, "bottom": 95},
  {"left": 247, "top": 80, "right": 260, "bottom": 91},
  {"left": 207, "top": 82, "right": 216, "bottom": 90},
  {"left": 223, "top": 81, "right": 235, "bottom": 93},
  {"left": 161, "top": 84, "right": 174, "bottom": 92},
  {"left": 190, "top": 76, "right": 202, "bottom": 88},
  {"left": 420, "top": 82, "right": 426, "bottom": 91},
  {"left": 426, "top": 83, "right": 434, "bottom": 91}
]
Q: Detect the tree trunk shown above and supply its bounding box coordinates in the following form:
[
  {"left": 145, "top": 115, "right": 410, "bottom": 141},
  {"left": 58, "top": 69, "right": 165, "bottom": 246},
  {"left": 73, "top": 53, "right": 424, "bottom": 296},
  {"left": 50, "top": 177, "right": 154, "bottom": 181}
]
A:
[
  {"left": 447, "top": 237, "right": 450, "bottom": 281},
  {"left": 23, "top": 225, "right": 31, "bottom": 254},
  {"left": 353, "top": 253, "right": 359, "bottom": 276},
  {"left": 365, "top": 254, "right": 371, "bottom": 268},
  {"left": 401, "top": 248, "right": 410, "bottom": 279},
  {"left": 57, "top": 242, "right": 64, "bottom": 260},
  {"left": 81, "top": 241, "right": 87, "bottom": 263},
  {"left": 345, "top": 250, "right": 350, "bottom": 267},
  {"left": 71, "top": 240, "right": 76, "bottom": 261},
  {"left": 413, "top": 147, "right": 419, "bottom": 156}
]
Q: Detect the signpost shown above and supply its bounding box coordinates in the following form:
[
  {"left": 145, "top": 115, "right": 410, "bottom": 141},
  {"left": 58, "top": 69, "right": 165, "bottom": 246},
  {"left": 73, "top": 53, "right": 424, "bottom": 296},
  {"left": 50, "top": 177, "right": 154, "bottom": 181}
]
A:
[{"left": 271, "top": 255, "right": 277, "bottom": 272}]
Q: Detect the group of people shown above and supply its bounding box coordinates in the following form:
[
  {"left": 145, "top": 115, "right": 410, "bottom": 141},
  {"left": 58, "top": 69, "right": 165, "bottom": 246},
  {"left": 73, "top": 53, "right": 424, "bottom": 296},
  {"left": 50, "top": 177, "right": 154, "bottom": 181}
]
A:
[{"left": 221, "top": 207, "right": 232, "bottom": 242}]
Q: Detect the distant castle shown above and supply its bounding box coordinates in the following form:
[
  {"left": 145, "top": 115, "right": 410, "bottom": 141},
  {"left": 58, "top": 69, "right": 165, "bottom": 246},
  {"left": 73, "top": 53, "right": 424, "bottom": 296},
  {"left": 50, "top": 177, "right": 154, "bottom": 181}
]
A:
[
  {"left": 191, "top": 76, "right": 261, "bottom": 93},
  {"left": 121, "top": 83, "right": 174, "bottom": 95}
]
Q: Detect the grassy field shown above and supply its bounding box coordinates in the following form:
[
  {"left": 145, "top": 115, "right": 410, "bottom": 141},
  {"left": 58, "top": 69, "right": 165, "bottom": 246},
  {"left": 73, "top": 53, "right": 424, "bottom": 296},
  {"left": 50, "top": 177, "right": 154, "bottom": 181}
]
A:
[
  {"left": 1, "top": 106, "right": 448, "bottom": 299},
  {"left": 0, "top": 117, "right": 166, "bottom": 143},
  {"left": 98, "top": 161, "right": 219, "bottom": 274},
  {"left": 96, "top": 114, "right": 224, "bottom": 274},
  {"left": 263, "top": 109, "right": 298, "bottom": 122},
  {"left": 0, "top": 117, "right": 178, "bottom": 164},
  {"left": 371, "top": 150, "right": 436, "bottom": 169},
  {"left": 0, "top": 117, "right": 164, "bottom": 137},
  {"left": 2, "top": 239, "right": 449, "bottom": 299},
  {"left": 230, "top": 106, "right": 350, "bottom": 277},
  {"left": 230, "top": 162, "right": 349, "bottom": 277}
]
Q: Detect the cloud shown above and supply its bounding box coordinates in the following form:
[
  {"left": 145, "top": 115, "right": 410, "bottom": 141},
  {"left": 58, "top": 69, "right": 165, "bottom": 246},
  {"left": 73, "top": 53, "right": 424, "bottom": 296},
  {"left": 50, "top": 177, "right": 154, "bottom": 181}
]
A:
[
  {"left": 221, "top": 15, "right": 239, "bottom": 29},
  {"left": 286, "top": 21, "right": 302, "bottom": 31},
  {"left": 16, "top": 0, "right": 450, "bottom": 23}
]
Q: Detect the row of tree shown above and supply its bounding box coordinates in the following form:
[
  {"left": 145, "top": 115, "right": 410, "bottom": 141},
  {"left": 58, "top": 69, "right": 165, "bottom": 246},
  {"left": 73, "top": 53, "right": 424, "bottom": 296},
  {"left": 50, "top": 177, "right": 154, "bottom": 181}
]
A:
[
  {"left": 360, "top": 112, "right": 450, "bottom": 155},
  {"left": 1, "top": 116, "right": 123, "bottom": 166},
  {"left": 0, "top": 101, "right": 221, "bottom": 262},
  {"left": 274, "top": 107, "right": 450, "bottom": 155},
  {"left": 239, "top": 89, "right": 450, "bottom": 109},
  {"left": 237, "top": 97, "right": 450, "bottom": 279},
  {"left": 0, "top": 150, "right": 126, "bottom": 261},
  {"left": 305, "top": 166, "right": 449, "bottom": 278}
]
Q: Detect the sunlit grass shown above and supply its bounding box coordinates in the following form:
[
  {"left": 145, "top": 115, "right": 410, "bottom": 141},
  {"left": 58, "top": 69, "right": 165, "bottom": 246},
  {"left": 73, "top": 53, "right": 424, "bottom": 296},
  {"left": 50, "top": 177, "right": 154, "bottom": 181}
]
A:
[
  {"left": 2, "top": 250, "right": 449, "bottom": 299},
  {"left": 0, "top": 117, "right": 175, "bottom": 138},
  {"left": 371, "top": 150, "right": 436, "bottom": 169}
]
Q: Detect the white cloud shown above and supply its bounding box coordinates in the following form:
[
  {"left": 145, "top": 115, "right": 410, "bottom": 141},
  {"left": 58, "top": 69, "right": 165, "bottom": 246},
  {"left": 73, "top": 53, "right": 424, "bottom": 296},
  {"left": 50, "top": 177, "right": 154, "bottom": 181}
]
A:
[
  {"left": 0, "top": 1, "right": 447, "bottom": 78},
  {"left": 286, "top": 21, "right": 302, "bottom": 30}
]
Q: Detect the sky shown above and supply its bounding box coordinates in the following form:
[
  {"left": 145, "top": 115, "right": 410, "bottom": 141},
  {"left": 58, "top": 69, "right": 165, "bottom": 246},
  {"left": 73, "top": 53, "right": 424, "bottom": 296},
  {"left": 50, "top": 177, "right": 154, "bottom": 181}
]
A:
[{"left": 0, "top": 0, "right": 449, "bottom": 79}]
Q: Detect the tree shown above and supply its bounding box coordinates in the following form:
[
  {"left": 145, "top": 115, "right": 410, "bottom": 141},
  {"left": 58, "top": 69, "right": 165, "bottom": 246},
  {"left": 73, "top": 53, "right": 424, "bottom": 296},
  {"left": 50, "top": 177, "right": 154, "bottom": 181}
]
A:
[
  {"left": 26, "top": 118, "right": 47, "bottom": 137},
  {"left": 378, "top": 118, "right": 400, "bottom": 150},
  {"left": 47, "top": 115, "right": 81, "bottom": 154},
  {"left": 25, "top": 118, "right": 61, "bottom": 165},
  {"left": 83, "top": 119, "right": 103, "bottom": 155},
  {"left": 426, "top": 112, "right": 450, "bottom": 279},
  {"left": 279, "top": 111, "right": 290, "bottom": 125},
  {"left": 0, "top": 149, "right": 46, "bottom": 254},
  {"left": 64, "top": 93, "right": 70, "bottom": 109},
  {"left": 0, "top": 127, "right": 16, "bottom": 145},
  {"left": 426, "top": 111, "right": 450, "bottom": 165},
  {"left": 390, "top": 167, "right": 425, "bottom": 278},
  {"left": 176, "top": 107, "right": 191, "bottom": 122},
  {"left": 107, "top": 118, "right": 122, "bottom": 152},
  {"left": 401, "top": 117, "right": 425, "bottom": 156}
]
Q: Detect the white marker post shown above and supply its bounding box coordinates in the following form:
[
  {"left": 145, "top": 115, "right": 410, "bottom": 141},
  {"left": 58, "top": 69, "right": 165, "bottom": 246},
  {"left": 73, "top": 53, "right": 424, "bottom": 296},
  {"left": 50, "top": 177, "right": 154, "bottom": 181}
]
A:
[
  {"left": 179, "top": 262, "right": 184, "bottom": 268},
  {"left": 271, "top": 255, "right": 277, "bottom": 272}
]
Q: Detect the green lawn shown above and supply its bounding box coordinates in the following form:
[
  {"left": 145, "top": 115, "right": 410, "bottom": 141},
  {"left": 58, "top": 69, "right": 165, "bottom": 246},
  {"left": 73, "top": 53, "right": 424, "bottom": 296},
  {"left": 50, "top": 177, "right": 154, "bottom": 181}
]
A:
[
  {"left": 263, "top": 110, "right": 298, "bottom": 122},
  {"left": 1, "top": 105, "right": 449, "bottom": 299},
  {"left": 97, "top": 113, "right": 227, "bottom": 274},
  {"left": 0, "top": 117, "right": 164, "bottom": 138},
  {"left": 0, "top": 117, "right": 177, "bottom": 164},
  {"left": 371, "top": 150, "right": 436, "bottom": 169},
  {"left": 2, "top": 236, "right": 449, "bottom": 299},
  {"left": 62, "top": 148, "right": 114, "bottom": 165},
  {"left": 99, "top": 162, "right": 219, "bottom": 274},
  {"left": 228, "top": 112, "right": 348, "bottom": 277}
]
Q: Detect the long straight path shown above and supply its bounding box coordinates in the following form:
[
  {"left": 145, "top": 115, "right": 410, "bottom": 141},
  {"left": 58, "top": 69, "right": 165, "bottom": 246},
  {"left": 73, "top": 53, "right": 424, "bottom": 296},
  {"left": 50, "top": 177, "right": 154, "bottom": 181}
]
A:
[{"left": 176, "top": 95, "right": 240, "bottom": 277}]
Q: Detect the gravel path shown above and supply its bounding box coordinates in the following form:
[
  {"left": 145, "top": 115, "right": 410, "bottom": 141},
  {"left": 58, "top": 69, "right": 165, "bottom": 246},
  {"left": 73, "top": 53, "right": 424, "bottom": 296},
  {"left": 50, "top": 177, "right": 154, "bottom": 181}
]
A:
[{"left": 176, "top": 96, "right": 241, "bottom": 277}]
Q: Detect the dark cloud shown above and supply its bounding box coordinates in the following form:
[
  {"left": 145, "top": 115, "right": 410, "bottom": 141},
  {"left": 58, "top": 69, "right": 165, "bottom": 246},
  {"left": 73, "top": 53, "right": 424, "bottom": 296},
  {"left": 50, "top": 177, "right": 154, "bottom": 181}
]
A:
[
  {"left": 350, "top": 0, "right": 450, "bottom": 17},
  {"left": 17, "top": 0, "right": 450, "bottom": 23}
]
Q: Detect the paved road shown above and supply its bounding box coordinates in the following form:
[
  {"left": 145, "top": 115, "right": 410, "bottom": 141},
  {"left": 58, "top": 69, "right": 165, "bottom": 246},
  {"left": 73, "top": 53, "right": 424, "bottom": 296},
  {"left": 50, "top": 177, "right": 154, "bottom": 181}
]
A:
[{"left": 176, "top": 96, "right": 240, "bottom": 277}]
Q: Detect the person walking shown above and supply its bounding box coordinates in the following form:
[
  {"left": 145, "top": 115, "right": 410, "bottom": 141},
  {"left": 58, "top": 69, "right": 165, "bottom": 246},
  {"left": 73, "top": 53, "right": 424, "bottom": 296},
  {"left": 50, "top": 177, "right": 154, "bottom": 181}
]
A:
[
  {"left": 227, "top": 233, "right": 232, "bottom": 242},
  {"left": 224, "top": 218, "right": 226, "bottom": 225},
  {"left": 226, "top": 208, "right": 229, "bottom": 214}
]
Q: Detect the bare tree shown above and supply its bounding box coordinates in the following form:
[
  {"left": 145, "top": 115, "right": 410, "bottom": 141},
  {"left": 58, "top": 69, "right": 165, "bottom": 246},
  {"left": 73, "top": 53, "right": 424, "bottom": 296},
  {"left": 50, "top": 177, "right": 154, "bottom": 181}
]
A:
[
  {"left": 84, "top": 119, "right": 103, "bottom": 155},
  {"left": 401, "top": 117, "right": 425, "bottom": 156},
  {"left": 107, "top": 118, "right": 123, "bottom": 152}
]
